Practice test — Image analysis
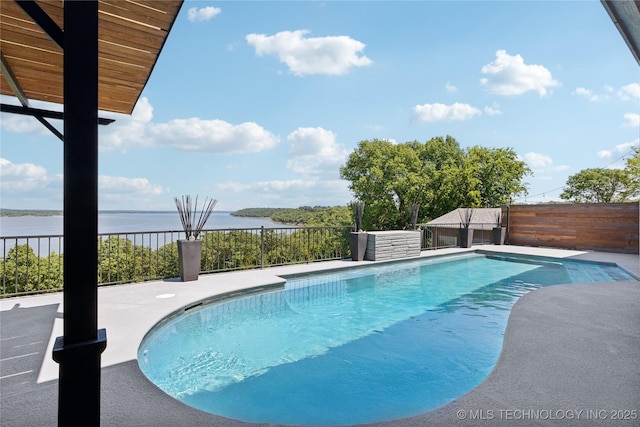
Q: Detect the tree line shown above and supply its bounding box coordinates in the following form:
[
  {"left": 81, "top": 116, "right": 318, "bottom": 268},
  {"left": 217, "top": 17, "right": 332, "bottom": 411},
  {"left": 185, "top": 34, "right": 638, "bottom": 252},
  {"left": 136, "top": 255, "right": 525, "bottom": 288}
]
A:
[
  {"left": 560, "top": 146, "right": 639, "bottom": 203},
  {"left": 232, "top": 206, "right": 352, "bottom": 227},
  {"left": 339, "top": 137, "right": 640, "bottom": 230},
  {"left": 340, "top": 136, "right": 531, "bottom": 230}
]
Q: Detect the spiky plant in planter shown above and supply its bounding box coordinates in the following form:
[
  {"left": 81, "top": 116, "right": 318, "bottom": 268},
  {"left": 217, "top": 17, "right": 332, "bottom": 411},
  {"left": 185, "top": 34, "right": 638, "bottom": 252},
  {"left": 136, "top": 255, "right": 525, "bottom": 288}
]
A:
[
  {"left": 350, "top": 201, "right": 367, "bottom": 261},
  {"left": 492, "top": 209, "right": 506, "bottom": 245},
  {"left": 408, "top": 203, "right": 420, "bottom": 230},
  {"left": 174, "top": 195, "right": 217, "bottom": 281},
  {"left": 352, "top": 200, "right": 365, "bottom": 232},
  {"left": 408, "top": 203, "right": 423, "bottom": 249},
  {"left": 174, "top": 195, "right": 217, "bottom": 240},
  {"left": 458, "top": 208, "right": 475, "bottom": 248}
]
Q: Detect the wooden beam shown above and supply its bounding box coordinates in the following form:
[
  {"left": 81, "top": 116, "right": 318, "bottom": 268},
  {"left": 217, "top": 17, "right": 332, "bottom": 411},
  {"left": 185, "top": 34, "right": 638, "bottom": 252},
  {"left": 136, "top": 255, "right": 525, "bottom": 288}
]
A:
[
  {"left": 1, "top": 50, "right": 63, "bottom": 140},
  {"left": 0, "top": 51, "right": 29, "bottom": 106},
  {"left": 15, "top": 0, "right": 64, "bottom": 49}
]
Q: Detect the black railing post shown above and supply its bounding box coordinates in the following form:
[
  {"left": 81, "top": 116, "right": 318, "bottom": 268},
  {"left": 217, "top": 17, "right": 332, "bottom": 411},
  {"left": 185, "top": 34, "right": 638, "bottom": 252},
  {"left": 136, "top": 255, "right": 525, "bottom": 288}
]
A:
[
  {"left": 506, "top": 205, "right": 511, "bottom": 245},
  {"left": 52, "top": 2, "right": 106, "bottom": 426},
  {"left": 260, "top": 226, "right": 265, "bottom": 269}
]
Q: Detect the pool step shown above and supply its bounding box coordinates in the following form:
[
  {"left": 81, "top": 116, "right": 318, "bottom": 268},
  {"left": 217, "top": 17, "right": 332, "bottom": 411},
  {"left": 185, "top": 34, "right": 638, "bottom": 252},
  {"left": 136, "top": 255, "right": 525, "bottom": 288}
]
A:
[{"left": 566, "top": 263, "right": 633, "bottom": 283}]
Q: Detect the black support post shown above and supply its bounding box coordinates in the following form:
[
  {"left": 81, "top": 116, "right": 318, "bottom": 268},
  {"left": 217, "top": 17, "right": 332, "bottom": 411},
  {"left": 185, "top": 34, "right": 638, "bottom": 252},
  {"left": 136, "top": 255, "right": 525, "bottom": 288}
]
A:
[{"left": 52, "top": 2, "right": 107, "bottom": 426}]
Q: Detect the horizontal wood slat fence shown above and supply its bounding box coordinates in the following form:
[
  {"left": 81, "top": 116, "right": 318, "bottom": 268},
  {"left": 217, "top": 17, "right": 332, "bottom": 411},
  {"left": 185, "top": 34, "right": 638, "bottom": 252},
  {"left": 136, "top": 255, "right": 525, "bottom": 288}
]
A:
[{"left": 504, "top": 203, "right": 639, "bottom": 254}]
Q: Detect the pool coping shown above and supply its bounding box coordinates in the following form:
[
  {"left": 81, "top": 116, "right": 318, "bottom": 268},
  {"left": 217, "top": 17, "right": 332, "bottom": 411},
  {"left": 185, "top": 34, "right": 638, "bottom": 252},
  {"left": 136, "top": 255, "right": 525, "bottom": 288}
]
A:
[{"left": 1, "top": 245, "right": 639, "bottom": 426}]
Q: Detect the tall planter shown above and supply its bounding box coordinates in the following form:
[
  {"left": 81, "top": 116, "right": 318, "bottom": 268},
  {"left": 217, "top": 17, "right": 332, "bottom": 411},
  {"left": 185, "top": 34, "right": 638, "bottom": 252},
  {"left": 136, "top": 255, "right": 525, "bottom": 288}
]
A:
[
  {"left": 349, "top": 232, "right": 368, "bottom": 261},
  {"left": 459, "top": 228, "right": 474, "bottom": 248},
  {"left": 493, "top": 226, "right": 506, "bottom": 245},
  {"left": 177, "top": 239, "right": 202, "bottom": 282}
]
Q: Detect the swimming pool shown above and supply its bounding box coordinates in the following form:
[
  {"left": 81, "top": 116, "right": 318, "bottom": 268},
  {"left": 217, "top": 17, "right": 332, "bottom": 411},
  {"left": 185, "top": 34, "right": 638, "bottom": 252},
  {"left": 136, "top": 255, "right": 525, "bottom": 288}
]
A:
[{"left": 137, "top": 252, "right": 635, "bottom": 425}]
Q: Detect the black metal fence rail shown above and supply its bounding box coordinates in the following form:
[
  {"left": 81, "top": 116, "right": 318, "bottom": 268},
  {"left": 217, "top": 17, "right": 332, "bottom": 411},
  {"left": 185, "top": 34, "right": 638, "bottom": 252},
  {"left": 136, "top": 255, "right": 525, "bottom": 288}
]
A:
[
  {"left": 1, "top": 223, "right": 497, "bottom": 298},
  {"left": 1, "top": 234, "right": 65, "bottom": 296},
  {"left": 417, "top": 222, "right": 497, "bottom": 249},
  {"left": 1, "top": 226, "right": 352, "bottom": 298}
]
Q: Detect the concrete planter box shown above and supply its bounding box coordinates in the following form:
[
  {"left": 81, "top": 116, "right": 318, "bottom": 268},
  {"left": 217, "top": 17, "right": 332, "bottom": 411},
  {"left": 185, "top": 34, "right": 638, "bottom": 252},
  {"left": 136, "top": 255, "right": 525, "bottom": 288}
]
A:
[
  {"left": 364, "top": 231, "right": 421, "bottom": 261},
  {"left": 177, "top": 239, "right": 202, "bottom": 282}
]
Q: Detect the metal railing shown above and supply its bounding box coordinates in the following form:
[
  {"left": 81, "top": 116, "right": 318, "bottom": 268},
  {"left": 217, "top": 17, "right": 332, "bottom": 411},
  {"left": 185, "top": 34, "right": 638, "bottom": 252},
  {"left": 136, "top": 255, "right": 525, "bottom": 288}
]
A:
[
  {"left": 1, "top": 234, "right": 64, "bottom": 297},
  {"left": 418, "top": 223, "right": 497, "bottom": 249},
  {"left": 1, "top": 226, "right": 352, "bottom": 298},
  {"left": 1, "top": 223, "right": 499, "bottom": 298}
]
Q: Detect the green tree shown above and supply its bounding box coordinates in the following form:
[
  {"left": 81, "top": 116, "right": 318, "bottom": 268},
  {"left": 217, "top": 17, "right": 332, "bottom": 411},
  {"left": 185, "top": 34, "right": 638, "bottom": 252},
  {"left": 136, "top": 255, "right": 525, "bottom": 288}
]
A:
[
  {"left": 414, "top": 136, "right": 478, "bottom": 219},
  {"left": 624, "top": 146, "right": 640, "bottom": 199},
  {"left": 340, "top": 136, "right": 531, "bottom": 228},
  {"left": 560, "top": 168, "right": 632, "bottom": 203},
  {"left": 270, "top": 206, "right": 351, "bottom": 226},
  {"left": 466, "top": 146, "right": 531, "bottom": 207},
  {"left": 340, "top": 139, "right": 426, "bottom": 229},
  {"left": 0, "top": 244, "right": 63, "bottom": 295},
  {"left": 98, "top": 236, "right": 164, "bottom": 284},
  {"left": 202, "top": 230, "right": 262, "bottom": 271}
]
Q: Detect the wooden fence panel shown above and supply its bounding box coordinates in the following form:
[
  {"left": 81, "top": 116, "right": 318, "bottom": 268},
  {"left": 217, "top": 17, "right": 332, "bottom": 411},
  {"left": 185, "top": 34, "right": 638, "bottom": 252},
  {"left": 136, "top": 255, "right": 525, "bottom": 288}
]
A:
[{"left": 504, "top": 203, "right": 639, "bottom": 254}]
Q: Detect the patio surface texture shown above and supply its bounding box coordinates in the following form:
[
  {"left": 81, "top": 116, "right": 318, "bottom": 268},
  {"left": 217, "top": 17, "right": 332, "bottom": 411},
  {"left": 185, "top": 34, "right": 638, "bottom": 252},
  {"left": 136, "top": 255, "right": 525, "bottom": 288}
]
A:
[{"left": 1, "top": 245, "right": 639, "bottom": 426}]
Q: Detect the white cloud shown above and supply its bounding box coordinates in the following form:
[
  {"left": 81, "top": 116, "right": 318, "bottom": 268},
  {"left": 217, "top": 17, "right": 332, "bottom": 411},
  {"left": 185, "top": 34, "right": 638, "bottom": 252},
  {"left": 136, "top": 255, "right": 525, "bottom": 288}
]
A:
[
  {"left": 0, "top": 158, "right": 51, "bottom": 192},
  {"left": 0, "top": 96, "right": 63, "bottom": 136},
  {"left": 445, "top": 82, "right": 458, "bottom": 93},
  {"left": 246, "top": 30, "right": 372, "bottom": 76},
  {"left": 187, "top": 6, "right": 221, "bottom": 22},
  {"left": 623, "top": 113, "right": 640, "bottom": 127},
  {"left": 286, "top": 127, "right": 349, "bottom": 177},
  {"left": 573, "top": 87, "right": 607, "bottom": 102},
  {"left": 573, "top": 87, "right": 593, "bottom": 98},
  {"left": 521, "top": 152, "right": 553, "bottom": 169},
  {"left": 597, "top": 150, "right": 613, "bottom": 161},
  {"left": 149, "top": 118, "right": 279, "bottom": 154},
  {"left": 98, "top": 176, "right": 164, "bottom": 203},
  {"left": 0, "top": 114, "right": 55, "bottom": 135},
  {"left": 520, "top": 152, "right": 569, "bottom": 173},
  {"left": 0, "top": 158, "right": 62, "bottom": 209},
  {"left": 1, "top": 97, "right": 280, "bottom": 155},
  {"left": 480, "top": 50, "right": 559, "bottom": 96},
  {"left": 0, "top": 157, "right": 167, "bottom": 209},
  {"left": 103, "top": 98, "right": 279, "bottom": 154},
  {"left": 483, "top": 103, "right": 502, "bottom": 116},
  {"left": 618, "top": 83, "right": 640, "bottom": 101},
  {"left": 413, "top": 102, "right": 481, "bottom": 122},
  {"left": 597, "top": 139, "right": 640, "bottom": 161},
  {"left": 100, "top": 97, "right": 154, "bottom": 152}
]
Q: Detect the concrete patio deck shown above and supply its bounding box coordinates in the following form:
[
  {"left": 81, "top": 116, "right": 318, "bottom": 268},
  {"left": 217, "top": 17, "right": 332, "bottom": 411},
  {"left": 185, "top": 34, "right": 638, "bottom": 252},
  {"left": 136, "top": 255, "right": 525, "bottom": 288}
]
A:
[{"left": 1, "top": 246, "right": 638, "bottom": 426}]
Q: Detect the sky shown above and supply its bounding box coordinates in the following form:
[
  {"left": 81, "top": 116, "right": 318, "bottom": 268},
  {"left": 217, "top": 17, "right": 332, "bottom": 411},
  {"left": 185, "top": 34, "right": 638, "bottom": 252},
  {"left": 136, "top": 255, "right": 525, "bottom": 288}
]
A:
[{"left": 1, "top": 0, "right": 639, "bottom": 212}]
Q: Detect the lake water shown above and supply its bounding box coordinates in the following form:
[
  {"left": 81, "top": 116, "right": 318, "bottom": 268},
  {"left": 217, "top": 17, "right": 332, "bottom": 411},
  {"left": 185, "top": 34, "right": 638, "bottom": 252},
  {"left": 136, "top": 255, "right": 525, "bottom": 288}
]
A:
[{"left": 0, "top": 212, "right": 279, "bottom": 237}]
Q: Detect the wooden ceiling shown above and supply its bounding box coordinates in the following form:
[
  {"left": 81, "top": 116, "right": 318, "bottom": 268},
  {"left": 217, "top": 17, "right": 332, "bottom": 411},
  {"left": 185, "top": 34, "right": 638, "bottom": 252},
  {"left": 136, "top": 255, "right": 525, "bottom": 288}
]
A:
[{"left": 0, "top": 0, "right": 183, "bottom": 115}]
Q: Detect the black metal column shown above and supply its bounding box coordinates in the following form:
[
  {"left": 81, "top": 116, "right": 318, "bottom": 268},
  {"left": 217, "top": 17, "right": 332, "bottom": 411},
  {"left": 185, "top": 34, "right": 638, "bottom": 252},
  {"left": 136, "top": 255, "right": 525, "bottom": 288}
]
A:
[{"left": 52, "top": 2, "right": 107, "bottom": 426}]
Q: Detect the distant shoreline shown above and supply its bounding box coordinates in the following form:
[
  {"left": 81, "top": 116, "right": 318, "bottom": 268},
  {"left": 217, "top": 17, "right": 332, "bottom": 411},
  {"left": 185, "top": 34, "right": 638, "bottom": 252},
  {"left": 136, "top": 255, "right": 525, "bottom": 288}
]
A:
[{"left": 1, "top": 209, "right": 63, "bottom": 217}]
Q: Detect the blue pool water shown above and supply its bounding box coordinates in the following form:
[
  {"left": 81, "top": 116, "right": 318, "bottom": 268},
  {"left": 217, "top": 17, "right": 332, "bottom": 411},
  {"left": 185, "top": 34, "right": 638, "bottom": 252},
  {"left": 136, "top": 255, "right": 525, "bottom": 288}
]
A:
[{"left": 137, "top": 253, "right": 635, "bottom": 425}]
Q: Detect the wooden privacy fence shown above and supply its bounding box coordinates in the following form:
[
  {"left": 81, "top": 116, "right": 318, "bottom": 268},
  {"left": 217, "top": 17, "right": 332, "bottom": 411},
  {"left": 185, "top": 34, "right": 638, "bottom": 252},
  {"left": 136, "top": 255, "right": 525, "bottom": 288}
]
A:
[{"left": 504, "top": 203, "right": 639, "bottom": 254}]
